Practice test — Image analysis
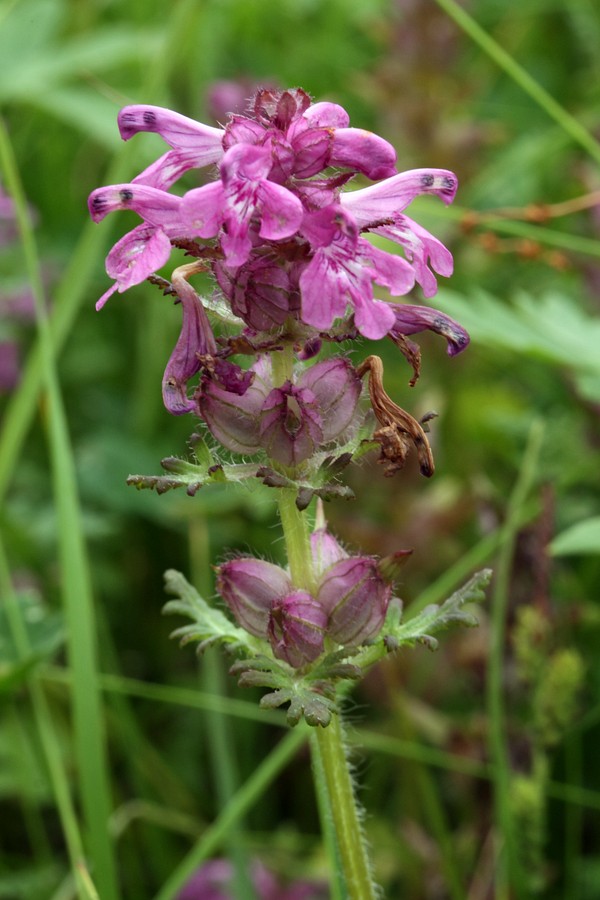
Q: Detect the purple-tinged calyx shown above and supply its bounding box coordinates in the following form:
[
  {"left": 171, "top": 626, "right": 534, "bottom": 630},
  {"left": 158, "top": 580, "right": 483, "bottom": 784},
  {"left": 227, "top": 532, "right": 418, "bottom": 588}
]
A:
[
  {"left": 299, "top": 357, "right": 362, "bottom": 441},
  {"left": 214, "top": 255, "right": 298, "bottom": 331},
  {"left": 268, "top": 592, "right": 327, "bottom": 667},
  {"left": 317, "top": 557, "right": 392, "bottom": 645},
  {"left": 195, "top": 357, "right": 271, "bottom": 455},
  {"left": 216, "top": 558, "right": 292, "bottom": 638},
  {"left": 259, "top": 382, "right": 324, "bottom": 467}
]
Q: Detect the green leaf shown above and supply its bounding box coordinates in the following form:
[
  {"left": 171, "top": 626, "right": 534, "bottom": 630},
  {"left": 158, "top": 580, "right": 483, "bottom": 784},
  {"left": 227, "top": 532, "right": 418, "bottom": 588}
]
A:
[
  {"left": 550, "top": 517, "right": 600, "bottom": 556},
  {"left": 439, "top": 288, "right": 600, "bottom": 401},
  {"left": 163, "top": 569, "right": 257, "bottom": 654},
  {"left": 0, "top": 24, "right": 162, "bottom": 101},
  {"left": 127, "top": 455, "right": 263, "bottom": 495},
  {"left": 385, "top": 569, "right": 491, "bottom": 651},
  {"left": 0, "top": 592, "right": 64, "bottom": 694}
]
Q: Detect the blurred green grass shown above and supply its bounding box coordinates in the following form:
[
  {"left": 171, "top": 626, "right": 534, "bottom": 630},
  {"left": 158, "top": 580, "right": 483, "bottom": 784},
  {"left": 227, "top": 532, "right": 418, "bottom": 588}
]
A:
[{"left": 1, "top": 0, "right": 600, "bottom": 897}]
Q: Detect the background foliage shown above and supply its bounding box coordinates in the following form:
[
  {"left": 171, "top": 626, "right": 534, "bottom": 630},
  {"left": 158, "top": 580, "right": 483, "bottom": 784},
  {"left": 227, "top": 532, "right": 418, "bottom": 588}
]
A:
[{"left": 1, "top": 0, "right": 600, "bottom": 897}]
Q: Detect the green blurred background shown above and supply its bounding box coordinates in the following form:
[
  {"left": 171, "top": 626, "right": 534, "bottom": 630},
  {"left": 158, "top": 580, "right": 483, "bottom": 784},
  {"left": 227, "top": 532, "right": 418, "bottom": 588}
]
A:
[{"left": 1, "top": 0, "right": 600, "bottom": 897}]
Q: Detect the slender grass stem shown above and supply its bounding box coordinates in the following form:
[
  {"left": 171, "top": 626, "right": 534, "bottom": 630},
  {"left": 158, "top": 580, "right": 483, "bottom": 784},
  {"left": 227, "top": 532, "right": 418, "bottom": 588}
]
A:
[
  {"left": 189, "top": 516, "right": 257, "bottom": 900},
  {"left": 0, "top": 117, "right": 120, "bottom": 900},
  {"left": 0, "top": 0, "right": 203, "bottom": 503},
  {"left": 153, "top": 728, "right": 307, "bottom": 900},
  {"left": 0, "top": 540, "right": 98, "bottom": 900},
  {"left": 433, "top": 0, "right": 600, "bottom": 166},
  {"left": 487, "top": 420, "right": 545, "bottom": 897}
]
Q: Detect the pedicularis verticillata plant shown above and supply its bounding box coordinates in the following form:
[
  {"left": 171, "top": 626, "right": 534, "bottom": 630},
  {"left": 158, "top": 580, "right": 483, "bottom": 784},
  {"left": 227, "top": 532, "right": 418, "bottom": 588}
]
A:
[{"left": 90, "top": 88, "right": 491, "bottom": 898}]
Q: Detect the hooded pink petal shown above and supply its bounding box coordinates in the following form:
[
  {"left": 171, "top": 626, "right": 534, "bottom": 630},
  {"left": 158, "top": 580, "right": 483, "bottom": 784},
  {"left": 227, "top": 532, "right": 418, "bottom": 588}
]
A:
[
  {"left": 302, "top": 101, "right": 350, "bottom": 129},
  {"left": 118, "top": 104, "right": 224, "bottom": 154},
  {"left": 340, "top": 168, "right": 458, "bottom": 227},
  {"left": 256, "top": 180, "right": 304, "bottom": 240},
  {"left": 329, "top": 128, "right": 397, "bottom": 181}
]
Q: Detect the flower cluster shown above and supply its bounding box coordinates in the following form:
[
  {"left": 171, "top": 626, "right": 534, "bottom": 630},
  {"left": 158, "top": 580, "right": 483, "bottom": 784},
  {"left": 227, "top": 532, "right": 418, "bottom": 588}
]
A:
[
  {"left": 218, "top": 526, "right": 395, "bottom": 668},
  {"left": 196, "top": 354, "right": 361, "bottom": 466},
  {"left": 89, "top": 88, "right": 466, "bottom": 374},
  {"left": 90, "top": 88, "right": 471, "bottom": 693}
]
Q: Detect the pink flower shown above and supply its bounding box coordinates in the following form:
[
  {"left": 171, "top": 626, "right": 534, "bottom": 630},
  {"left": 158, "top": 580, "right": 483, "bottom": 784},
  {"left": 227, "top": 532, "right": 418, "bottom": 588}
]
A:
[
  {"left": 89, "top": 88, "right": 465, "bottom": 360},
  {"left": 181, "top": 143, "right": 304, "bottom": 267},
  {"left": 299, "top": 205, "right": 415, "bottom": 339}
]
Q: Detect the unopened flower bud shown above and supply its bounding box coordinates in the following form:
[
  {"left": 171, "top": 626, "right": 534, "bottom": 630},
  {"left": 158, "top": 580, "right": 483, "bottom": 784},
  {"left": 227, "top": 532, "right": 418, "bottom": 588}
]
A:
[
  {"left": 268, "top": 591, "right": 327, "bottom": 667},
  {"left": 311, "top": 528, "right": 348, "bottom": 577},
  {"left": 216, "top": 558, "right": 291, "bottom": 637},
  {"left": 318, "top": 557, "right": 391, "bottom": 645}
]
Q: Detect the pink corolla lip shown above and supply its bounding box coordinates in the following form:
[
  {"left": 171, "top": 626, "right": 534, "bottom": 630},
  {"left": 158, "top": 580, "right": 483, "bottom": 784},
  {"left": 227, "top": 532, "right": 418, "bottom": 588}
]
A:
[{"left": 372, "top": 214, "right": 454, "bottom": 299}]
